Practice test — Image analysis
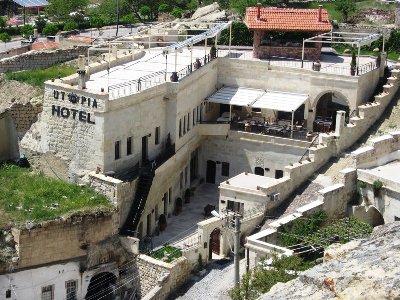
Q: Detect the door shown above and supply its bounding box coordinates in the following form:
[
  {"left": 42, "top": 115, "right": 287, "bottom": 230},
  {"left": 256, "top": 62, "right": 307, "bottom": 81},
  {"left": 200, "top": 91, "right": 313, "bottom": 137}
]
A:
[
  {"left": 209, "top": 228, "right": 221, "bottom": 258},
  {"left": 163, "top": 192, "right": 168, "bottom": 216},
  {"left": 206, "top": 160, "right": 216, "bottom": 184},
  {"left": 142, "top": 136, "right": 148, "bottom": 163},
  {"left": 146, "top": 213, "right": 151, "bottom": 236}
]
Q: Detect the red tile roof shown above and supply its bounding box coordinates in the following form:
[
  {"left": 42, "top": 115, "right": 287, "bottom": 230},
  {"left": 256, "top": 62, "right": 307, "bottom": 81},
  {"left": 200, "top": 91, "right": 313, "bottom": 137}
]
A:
[
  {"left": 245, "top": 7, "right": 332, "bottom": 32},
  {"left": 31, "top": 41, "right": 60, "bottom": 50},
  {"left": 68, "top": 35, "right": 96, "bottom": 44}
]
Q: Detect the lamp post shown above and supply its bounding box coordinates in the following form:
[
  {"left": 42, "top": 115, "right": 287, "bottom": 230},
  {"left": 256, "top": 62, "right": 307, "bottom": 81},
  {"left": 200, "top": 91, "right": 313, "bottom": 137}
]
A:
[{"left": 115, "top": 0, "right": 119, "bottom": 36}]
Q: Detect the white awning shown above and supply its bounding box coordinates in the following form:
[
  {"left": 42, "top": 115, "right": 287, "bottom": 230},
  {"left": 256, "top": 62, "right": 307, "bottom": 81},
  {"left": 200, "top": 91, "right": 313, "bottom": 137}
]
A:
[
  {"left": 207, "top": 86, "right": 308, "bottom": 112},
  {"left": 253, "top": 91, "right": 308, "bottom": 112},
  {"left": 206, "top": 86, "right": 265, "bottom": 106}
]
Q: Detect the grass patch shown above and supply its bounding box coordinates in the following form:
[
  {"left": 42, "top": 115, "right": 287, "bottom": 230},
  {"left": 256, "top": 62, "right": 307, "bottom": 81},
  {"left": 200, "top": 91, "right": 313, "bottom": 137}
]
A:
[
  {"left": 288, "top": 2, "right": 343, "bottom": 22},
  {"left": 332, "top": 44, "right": 399, "bottom": 61},
  {"left": 0, "top": 164, "right": 111, "bottom": 227},
  {"left": 4, "top": 65, "right": 76, "bottom": 88},
  {"left": 150, "top": 245, "right": 182, "bottom": 263}
]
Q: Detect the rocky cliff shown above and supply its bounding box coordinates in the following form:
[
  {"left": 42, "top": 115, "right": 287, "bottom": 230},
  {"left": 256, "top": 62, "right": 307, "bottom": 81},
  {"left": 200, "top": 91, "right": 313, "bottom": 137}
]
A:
[{"left": 261, "top": 222, "right": 400, "bottom": 300}]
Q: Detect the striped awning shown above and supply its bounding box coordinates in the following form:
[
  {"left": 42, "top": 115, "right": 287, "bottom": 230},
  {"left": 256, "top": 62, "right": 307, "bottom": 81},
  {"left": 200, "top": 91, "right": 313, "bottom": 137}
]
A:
[{"left": 206, "top": 86, "right": 308, "bottom": 112}]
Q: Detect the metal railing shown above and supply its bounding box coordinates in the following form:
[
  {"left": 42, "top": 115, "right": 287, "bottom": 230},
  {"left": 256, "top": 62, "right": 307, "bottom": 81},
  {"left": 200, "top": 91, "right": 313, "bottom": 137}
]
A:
[{"left": 298, "top": 133, "right": 320, "bottom": 163}]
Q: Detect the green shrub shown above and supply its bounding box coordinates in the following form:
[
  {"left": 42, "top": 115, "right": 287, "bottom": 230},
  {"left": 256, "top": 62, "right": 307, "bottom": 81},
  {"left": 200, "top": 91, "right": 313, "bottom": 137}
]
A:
[
  {"left": 20, "top": 25, "right": 34, "bottom": 38},
  {"left": 0, "top": 32, "right": 11, "bottom": 43},
  {"left": 158, "top": 3, "right": 171, "bottom": 13},
  {"left": 0, "top": 17, "right": 6, "bottom": 28},
  {"left": 35, "top": 16, "right": 47, "bottom": 33},
  {"left": 373, "top": 179, "right": 383, "bottom": 190},
  {"left": 42, "top": 23, "right": 59, "bottom": 36},
  {"left": 357, "top": 180, "right": 367, "bottom": 189},
  {"left": 63, "top": 21, "right": 78, "bottom": 31},
  {"left": 171, "top": 8, "right": 183, "bottom": 18}
]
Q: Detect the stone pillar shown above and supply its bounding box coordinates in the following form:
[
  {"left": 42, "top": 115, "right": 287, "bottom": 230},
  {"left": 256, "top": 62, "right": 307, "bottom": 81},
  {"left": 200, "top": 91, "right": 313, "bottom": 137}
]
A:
[
  {"left": 77, "top": 55, "right": 87, "bottom": 89},
  {"left": 335, "top": 110, "right": 346, "bottom": 136},
  {"left": 112, "top": 44, "right": 118, "bottom": 58}
]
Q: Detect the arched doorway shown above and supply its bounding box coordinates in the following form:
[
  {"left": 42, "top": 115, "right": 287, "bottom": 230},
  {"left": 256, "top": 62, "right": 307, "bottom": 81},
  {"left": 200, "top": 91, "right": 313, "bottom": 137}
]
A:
[
  {"left": 254, "top": 167, "right": 264, "bottom": 176},
  {"left": 315, "top": 92, "right": 349, "bottom": 132},
  {"left": 85, "top": 272, "right": 117, "bottom": 300},
  {"left": 209, "top": 228, "right": 221, "bottom": 259}
]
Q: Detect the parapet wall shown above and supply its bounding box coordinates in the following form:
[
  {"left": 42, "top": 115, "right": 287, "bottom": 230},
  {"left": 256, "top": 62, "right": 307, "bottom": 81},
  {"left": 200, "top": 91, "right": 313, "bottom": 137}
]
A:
[
  {"left": 0, "top": 46, "right": 88, "bottom": 73},
  {"left": 10, "top": 212, "right": 116, "bottom": 270}
]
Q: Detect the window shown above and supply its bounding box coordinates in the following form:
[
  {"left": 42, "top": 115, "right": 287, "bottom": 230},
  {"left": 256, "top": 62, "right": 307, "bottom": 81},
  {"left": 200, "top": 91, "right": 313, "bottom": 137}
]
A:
[
  {"left": 155, "top": 204, "right": 158, "bottom": 222},
  {"left": 275, "top": 170, "right": 283, "bottom": 179},
  {"left": 65, "top": 280, "right": 77, "bottom": 300},
  {"left": 6, "top": 290, "right": 11, "bottom": 298},
  {"left": 227, "top": 200, "right": 244, "bottom": 214},
  {"left": 180, "top": 172, "right": 183, "bottom": 190},
  {"left": 155, "top": 127, "right": 160, "bottom": 145},
  {"left": 197, "top": 106, "right": 200, "bottom": 122},
  {"left": 193, "top": 109, "right": 196, "bottom": 126},
  {"left": 187, "top": 113, "right": 190, "bottom": 131},
  {"left": 127, "top": 137, "right": 132, "bottom": 155},
  {"left": 185, "top": 166, "right": 189, "bottom": 186},
  {"left": 41, "top": 285, "right": 54, "bottom": 300},
  {"left": 115, "top": 141, "right": 121, "bottom": 160},
  {"left": 252, "top": 107, "right": 261, "bottom": 113},
  {"left": 221, "top": 162, "right": 230, "bottom": 177},
  {"left": 183, "top": 116, "right": 186, "bottom": 134},
  {"left": 179, "top": 119, "right": 182, "bottom": 137}
]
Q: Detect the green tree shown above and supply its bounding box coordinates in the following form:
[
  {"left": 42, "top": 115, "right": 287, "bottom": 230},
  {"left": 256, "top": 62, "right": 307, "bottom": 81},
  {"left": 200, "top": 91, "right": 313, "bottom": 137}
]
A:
[
  {"left": 20, "top": 24, "right": 34, "bottom": 38},
  {"left": 35, "top": 16, "right": 47, "bottom": 33},
  {"left": 218, "top": 22, "right": 253, "bottom": 46},
  {"left": 0, "top": 17, "right": 6, "bottom": 28},
  {"left": 46, "top": 0, "right": 89, "bottom": 20},
  {"left": 335, "top": 0, "right": 356, "bottom": 23},
  {"left": 63, "top": 21, "right": 78, "bottom": 31},
  {"left": 87, "top": 0, "right": 131, "bottom": 25},
  {"left": 139, "top": 5, "right": 152, "bottom": 20},
  {"left": 158, "top": 3, "right": 171, "bottom": 13},
  {"left": 90, "top": 16, "right": 105, "bottom": 33},
  {"left": 42, "top": 23, "right": 59, "bottom": 36},
  {"left": 171, "top": 7, "right": 183, "bottom": 18},
  {"left": 0, "top": 32, "right": 11, "bottom": 48}
]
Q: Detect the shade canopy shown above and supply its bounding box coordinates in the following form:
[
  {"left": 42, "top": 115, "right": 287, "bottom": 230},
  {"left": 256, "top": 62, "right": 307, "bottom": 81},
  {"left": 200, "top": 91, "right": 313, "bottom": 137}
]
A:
[
  {"left": 206, "top": 86, "right": 308, "bottom": 112},
  {"left": 206, "top": 86, "right": 265, "bottom": 107},
  {"left": 14, "top": 0, "right": 48, "bottom": 7},
  {"left": 252, "top": 91, "right": 308, "bottom": 112}
]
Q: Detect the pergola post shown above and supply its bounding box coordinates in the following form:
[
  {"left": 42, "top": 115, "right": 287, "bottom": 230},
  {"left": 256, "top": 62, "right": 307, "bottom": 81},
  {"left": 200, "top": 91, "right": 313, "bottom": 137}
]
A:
[
  {"left": 229, "top": 105, "right": 232, "bottom": 122},
  {"left": 229, "top": 24, "right": 232, "bottom": 54},
  {"left": 357, "top": 43, "right": 361, "bottom": 74},
  {"left": 382, "top": 34, "right": 385, "bottom": 53},
  {"left": 174, "top": 49, "right": 178, "bottom": 72},
  {"left": 87, "top": 48, "right": 90, "bottom": 76},
  {"left": 205, "top": 38, "right": 208, "bottom": 57},
  {"left": 291, "top": 110, "right": 294, "bottom": 139},
  {"left": 190, "top": 44, "right": 193, "bottom": 71},
  {"left": 301, "top": 38, "right": 305, "bottom": 68}
]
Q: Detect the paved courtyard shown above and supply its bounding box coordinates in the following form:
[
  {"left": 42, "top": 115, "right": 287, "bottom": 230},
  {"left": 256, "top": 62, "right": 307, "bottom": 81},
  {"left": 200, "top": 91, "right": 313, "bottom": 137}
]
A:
[{"left": 152, "top": 183, "right": 220, "bottom": 248}]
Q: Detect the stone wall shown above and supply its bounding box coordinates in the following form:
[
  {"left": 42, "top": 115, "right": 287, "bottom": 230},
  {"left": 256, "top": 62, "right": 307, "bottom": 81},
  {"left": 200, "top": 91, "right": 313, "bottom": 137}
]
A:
[
  {"left": 11, "top": 212, "right": 117, "bottom": 269},
  {"left": 136, "top": 255, "right": 191, "bottom": 300},
  {"left": 7, "top": 97, "right": 43, "bottom": 137},
  {"left": 0, "top": 46, "right": 88, "bottom": 73},
  {"left": 0, "top": 45, "right": 30, "bottom": 60},
  {"left": 89, "top": 173, "right": 137, "bottom": 228},
  {"left": 0, "top": 110, "right": 19, "bottom": 162}
]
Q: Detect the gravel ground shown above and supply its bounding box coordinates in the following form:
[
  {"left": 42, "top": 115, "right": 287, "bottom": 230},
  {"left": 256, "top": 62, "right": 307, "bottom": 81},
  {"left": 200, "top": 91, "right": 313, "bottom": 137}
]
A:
[{"left": 171, "top": 258, "right": 247, "bottom": 300}]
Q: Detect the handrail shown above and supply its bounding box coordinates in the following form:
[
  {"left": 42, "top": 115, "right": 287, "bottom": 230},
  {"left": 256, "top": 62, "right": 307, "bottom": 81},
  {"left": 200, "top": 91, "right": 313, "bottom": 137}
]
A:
[{"left": 298, "top": 133, "right": 320, "bottom": 163}]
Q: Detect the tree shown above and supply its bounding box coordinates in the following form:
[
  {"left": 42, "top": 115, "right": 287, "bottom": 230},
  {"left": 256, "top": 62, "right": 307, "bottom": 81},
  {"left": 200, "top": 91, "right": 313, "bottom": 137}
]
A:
[
  {"left": 87, "top": 0, "right": 131, "bottom": 25},
  {"left": 0, "top": 17, "right": 6, "bottom": 28},
  {"left": 139, "top": 5, "right": 152, "bottom": 20},
  {"left": 20, "top": 24, "right": 34, "bottom": 38},
  {"left": 171, "top": 7, "right": 183, "bottom": 18},
  {"left": 158, "top": 3, "right": 171, "bottom": 13},
  {"left": 90, "top": 16, "right": 105, "bottom": 33},
  {"left": 335, "top": 0, "right": 356, "bottom": 23},
  {"left": 218, "top": 22, "right": 253, "bottom": 46},
  {"left": 46, "top": 0, "right": 89, "bottom": 21},
  {"left": 35, "top": 16, "right": 47, "bottom": 33},
  {"left": 42, "top": 23, "right": 59, "bottom": 36},
  {"left": 0, "top": 32, "right": 11, "bottom": 48},
  {"left": 63, "top": 21, "right": 78, "bottom": 31}
]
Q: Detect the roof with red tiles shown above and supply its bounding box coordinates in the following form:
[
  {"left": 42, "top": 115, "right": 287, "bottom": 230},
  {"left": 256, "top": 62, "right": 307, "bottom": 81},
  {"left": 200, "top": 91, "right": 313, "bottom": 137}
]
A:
[
  {"left": 245, "top": 7, "right": 332, "bottom": 32},
  {"left": 68, "top": 35, "right": 95, "bottom": 44},
  {"left": 31, "top": 41, "right": 60, "bottom": 50}
]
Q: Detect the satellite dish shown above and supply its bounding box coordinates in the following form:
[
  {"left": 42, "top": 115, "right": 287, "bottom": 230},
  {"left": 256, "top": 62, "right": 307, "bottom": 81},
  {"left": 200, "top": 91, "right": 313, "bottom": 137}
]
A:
[{"left": 211, "top": 210, "right": 220, "bottom": 218}]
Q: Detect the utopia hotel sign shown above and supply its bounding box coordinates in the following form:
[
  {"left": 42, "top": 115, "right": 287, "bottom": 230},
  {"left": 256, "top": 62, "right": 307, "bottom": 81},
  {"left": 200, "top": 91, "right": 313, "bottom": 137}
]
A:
[{"left": 52, "top": 90, "right": 97, "bottom": 124}]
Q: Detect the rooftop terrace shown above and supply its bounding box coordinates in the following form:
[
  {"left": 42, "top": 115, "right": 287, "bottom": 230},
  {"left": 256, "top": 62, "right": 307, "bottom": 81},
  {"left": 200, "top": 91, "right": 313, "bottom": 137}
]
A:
[{"left": 84, "top": 46, "right": 379, "bottom": 100}]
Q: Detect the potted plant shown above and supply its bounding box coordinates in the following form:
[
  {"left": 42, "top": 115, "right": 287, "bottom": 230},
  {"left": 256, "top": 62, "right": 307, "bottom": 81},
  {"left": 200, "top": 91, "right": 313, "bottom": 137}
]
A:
[
  {"left": 159, "top": 214, "right": 167, "bottom": 231},
  {"left": 313, "top": 59, "right": 321, "bottom": 72},
  {"left": 210, "top": 45, "right": 217, "bottom": 59},
  {"left": 184, "top": 188, "right": 191, "bottom": 203},
  {"left": 175, "top": 197, "right": 183, "bottom": 214},
  {"left": 350, "top": 52, "right": 357, "bottom": 76},
  {"left": 373, "top": 179, "right": 383, "bottom": 197}
]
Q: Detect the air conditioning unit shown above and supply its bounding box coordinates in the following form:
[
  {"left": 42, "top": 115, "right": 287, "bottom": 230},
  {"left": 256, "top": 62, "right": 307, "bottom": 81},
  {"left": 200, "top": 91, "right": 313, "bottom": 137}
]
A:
[{"left": 270, "top": 192, "right": 280, "bottom": 202}]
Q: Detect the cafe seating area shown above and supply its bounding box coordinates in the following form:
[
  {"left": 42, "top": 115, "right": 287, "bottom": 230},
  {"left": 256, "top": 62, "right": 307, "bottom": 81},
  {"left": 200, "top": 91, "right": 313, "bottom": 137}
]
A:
[
  {"left": 229, "top": 116, "right": 312, "bottom": 141},
  {"left": 313, "top": 116, "right": 333, "bottom": 133}
]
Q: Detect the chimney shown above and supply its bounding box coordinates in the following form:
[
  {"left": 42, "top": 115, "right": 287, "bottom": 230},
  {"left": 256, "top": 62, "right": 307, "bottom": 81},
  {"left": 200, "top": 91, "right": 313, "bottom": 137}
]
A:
[
  {"left": 318, "top": 5, "right": 322, "bottom": 22},
  {"left": 257, "top": 3, "right": 262, "bottom": 20}
]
